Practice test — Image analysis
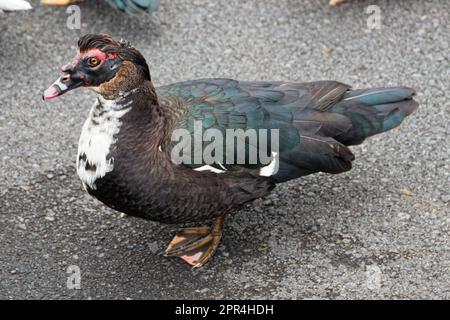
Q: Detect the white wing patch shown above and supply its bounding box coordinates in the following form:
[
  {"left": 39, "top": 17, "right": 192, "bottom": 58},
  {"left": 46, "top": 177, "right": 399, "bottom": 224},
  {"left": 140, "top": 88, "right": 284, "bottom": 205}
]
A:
[
  {"left": 194, "top": 165, "right": 226, "bottom": 174},
  {"left": 77, "top": 98, "right": 131, "bottom": 190},
  {"left": 259, "top": 152, "right": 279, "bottom": 176},
  {"left": 193, "top": 155, "right": 279, "bottom": 176}
]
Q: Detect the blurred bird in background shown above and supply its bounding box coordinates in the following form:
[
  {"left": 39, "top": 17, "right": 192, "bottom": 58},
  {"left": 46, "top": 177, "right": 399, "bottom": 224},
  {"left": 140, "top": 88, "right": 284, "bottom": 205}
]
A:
[
  {"left": 329, "top": 0, "right": 349, "bottom": 5},
  {"left": 0, "top": 0, "right": 32, "bottom": 11},
  {"left": 40, "top": 0, "right": 160, "bottom": 15}
]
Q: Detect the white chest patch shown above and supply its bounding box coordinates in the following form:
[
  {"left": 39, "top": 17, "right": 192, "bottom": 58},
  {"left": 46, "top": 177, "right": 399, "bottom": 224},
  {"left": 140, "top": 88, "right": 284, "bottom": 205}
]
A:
[{"left": 77, "top": 97, "right": 131, "bottom": 190}]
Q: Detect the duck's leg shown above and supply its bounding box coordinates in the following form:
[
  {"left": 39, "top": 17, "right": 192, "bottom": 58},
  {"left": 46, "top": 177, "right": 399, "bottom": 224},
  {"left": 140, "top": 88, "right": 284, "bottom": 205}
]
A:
[
  {"left": 41, "top": 0, "right": 81, "bottom": 6},
  {"left": 165, "top": 214, "right": 224, "bottom": 268}
]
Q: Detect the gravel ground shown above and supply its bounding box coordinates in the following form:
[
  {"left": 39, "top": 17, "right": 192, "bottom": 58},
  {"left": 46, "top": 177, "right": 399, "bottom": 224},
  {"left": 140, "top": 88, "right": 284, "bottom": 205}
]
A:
[{"left": 0, "top": 0, "right": 449, "bottom": 300}]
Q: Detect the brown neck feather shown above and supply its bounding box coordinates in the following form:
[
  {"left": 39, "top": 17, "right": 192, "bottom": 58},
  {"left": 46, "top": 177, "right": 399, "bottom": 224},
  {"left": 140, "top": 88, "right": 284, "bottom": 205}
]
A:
[
  {"left": 95, "top": 61, "right": 158, "bottom": 103},
  {"left": 93, "top": 61, "right": 187, "bottom": 175}
]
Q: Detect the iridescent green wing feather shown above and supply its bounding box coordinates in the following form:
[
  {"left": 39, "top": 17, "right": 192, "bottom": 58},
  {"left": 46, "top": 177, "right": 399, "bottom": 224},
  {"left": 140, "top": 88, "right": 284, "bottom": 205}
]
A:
[{"left": 157, "top": 79, "right": 417, "bottom": 182}]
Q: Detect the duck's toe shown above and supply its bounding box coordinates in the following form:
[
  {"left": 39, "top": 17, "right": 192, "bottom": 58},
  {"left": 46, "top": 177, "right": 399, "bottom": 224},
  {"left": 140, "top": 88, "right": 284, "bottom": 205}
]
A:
[{"left": 165, "top": 215, "right": 224, "bottom": 268}]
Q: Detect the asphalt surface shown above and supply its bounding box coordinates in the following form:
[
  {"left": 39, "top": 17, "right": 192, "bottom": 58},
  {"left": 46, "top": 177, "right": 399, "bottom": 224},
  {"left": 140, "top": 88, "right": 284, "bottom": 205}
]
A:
[{"left": 0, "top": 0, "right": 449, "bottom": 300}]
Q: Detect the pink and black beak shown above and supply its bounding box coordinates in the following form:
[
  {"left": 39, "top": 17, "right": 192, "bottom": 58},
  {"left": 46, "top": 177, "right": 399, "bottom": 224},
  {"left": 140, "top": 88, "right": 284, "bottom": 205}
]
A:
[
  {"left": 43, "top": 74, "right": 84, "bottom": 101},
  {"left": 43, "top": 62, "right": 86, "bottom": 101},
  {"left": 43, "top": 49, "right": 123, "bottom": 101}
]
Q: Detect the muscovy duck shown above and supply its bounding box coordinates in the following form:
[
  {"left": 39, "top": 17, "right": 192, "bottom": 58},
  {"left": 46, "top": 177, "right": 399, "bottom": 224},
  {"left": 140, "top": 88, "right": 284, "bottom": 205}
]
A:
[
  {"left": 41, "top": 0, "right": 159, "bottom": 15},
  {"left": 0, "top": 0, "right": 32, "bottom": 11},
  {"left": 43, "top": 34, "right": 418, "bottom": 268}
]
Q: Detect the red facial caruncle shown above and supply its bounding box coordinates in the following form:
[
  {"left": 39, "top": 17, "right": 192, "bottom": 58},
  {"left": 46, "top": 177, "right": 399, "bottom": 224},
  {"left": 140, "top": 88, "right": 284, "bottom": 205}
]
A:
[
  {"left": 61, "top": 49, "right": 120, "bottom": 72},
  {"left": 43, "top": 48, "right": 121, "bottom": 100}
]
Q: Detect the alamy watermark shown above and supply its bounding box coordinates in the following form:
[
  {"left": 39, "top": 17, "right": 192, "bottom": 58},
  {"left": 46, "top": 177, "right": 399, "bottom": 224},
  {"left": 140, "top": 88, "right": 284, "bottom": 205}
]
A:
[
  {"left": 170, "top": 121, "right": 280, "bottom": 174},
  {"left": 366, "top": 5, "right": 382, "bottom": 31},
  {"left": 66, "top": 265, "right": 81, "bottom": 290},
  {"left": 365, "top": 264, "right": 382, "bottom": 290},
  {"left": 66, "top": 5, "right": 81, "bottom": 30}
]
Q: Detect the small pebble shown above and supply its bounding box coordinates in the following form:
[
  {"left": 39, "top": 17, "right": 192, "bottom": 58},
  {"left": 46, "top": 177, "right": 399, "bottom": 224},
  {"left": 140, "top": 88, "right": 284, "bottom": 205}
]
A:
[
  {"left": 398, "top": 212, "right": 411, "bottom": 220},
  {"left": 17, "top": 223, "right": 27, "bottom": 230},
  {"left": 401, "top": 187, "right": 413, "bottom": 196}
]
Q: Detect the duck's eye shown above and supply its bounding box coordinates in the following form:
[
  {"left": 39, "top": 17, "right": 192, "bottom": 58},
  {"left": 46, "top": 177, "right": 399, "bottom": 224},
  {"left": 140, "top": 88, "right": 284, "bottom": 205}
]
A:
[{"left": 87, "top": 57, "right": 100, "bottom": 67}]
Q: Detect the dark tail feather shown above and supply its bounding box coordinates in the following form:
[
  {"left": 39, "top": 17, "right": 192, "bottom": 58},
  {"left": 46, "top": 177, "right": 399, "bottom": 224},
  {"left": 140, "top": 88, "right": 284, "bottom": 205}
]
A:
[{"left": 331, "top": 87, "right": 418, "bottom": 145}]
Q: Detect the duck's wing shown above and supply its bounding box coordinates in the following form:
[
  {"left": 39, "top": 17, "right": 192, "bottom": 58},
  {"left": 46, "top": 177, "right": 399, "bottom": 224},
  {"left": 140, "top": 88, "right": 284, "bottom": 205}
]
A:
[
  {"left": 158, "top": 78, "right": 354, "bottom": 182},
  {"left": 157, "top": 78, "right": 417, "bottom": 182}
]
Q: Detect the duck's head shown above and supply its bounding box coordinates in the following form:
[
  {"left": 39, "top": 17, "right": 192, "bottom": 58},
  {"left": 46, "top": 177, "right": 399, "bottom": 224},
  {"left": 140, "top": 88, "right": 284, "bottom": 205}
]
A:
[{"left": 43, "top": 33, "right": 151, "bottom": 100}]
